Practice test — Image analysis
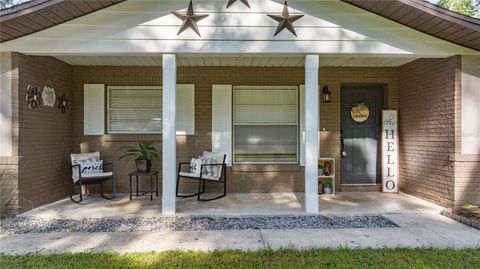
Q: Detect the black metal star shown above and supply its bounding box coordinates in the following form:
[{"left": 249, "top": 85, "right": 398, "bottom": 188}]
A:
[
  {"left": 172, "top": 0, "right": 209, "bottom": 37},
  {"left": 267, "top": 1, "right": 303, "bottom": 37},
  {"left": 226, "top": 0, "right": 250, "bottom": 8}
]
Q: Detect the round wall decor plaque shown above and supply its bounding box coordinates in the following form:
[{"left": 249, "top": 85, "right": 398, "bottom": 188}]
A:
[{"left": 351, "top": 103, "right": 369, "bottom": 123}]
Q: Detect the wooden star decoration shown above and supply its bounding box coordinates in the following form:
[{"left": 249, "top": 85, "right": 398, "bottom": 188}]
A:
[
  {"left": 171, "top": 0, "right": 208, "bottom": 37},
  {"left": 226, "top": 0, "right": 250, "bottom": 8},
  {"left": 267, "top": 1, "right": 303, "bottom": 37}
]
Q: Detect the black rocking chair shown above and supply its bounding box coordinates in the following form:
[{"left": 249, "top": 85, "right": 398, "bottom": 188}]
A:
[
  {"left": 176, "top": 153, "right": 227, "bottom": 201},
  {"left": 69, "top": 152, "right": 116, "bottom": 203}
]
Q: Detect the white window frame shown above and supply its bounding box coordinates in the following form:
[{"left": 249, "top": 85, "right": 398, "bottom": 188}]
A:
[
  {"left": 107, "top": 85, "right": 163, "bottom": 134},
  {"left": 232, "top": 85, "right": 299, "bottom": 164}
]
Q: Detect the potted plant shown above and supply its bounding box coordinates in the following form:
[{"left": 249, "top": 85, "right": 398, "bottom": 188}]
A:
[
  {"left": 119, "top": 141, "right": 159, "bottom": 172},
  {"left": 318, "top": 164, "right": 324, "bottom": 176},
  {"left": 323, "top": 182, "right": 333, "bottom": 195}
]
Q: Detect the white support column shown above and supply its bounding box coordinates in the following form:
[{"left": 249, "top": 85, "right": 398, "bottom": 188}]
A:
[
  {"left": 304, "top": 55, "right": 319, "bottom": 214},
  {"left": 162, "top": 54, "right": 177, "bottom": 214},
  {"left": 0, "top": 52, "right": 12, "bottom": 156}
]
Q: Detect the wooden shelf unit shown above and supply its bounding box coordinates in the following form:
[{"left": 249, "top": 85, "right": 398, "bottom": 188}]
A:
[{"left": 318, "top": 158, "right": 335, "bottom": 195}]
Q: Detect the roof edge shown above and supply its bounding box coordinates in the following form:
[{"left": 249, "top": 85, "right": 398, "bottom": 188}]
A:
[
  {"left": 401, "top": 0, "right": 480, "bottom": 29},
  {"left": 0, "top": 0, "right": 62, "bottom": 21}
]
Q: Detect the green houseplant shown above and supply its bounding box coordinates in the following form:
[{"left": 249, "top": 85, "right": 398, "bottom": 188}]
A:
[
  {"left": 318, "top": 164, "right": 324, "bottom": 176},
  {"left": 323, "top": 182, "right": 333, "bottom": 195},
  {"left": 119, "top": 141, "right": 159, "bottom": 172}
]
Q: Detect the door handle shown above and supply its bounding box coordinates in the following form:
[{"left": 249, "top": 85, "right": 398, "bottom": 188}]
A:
[{"left": 340, "top": 130, "right": 347, "bottom": 158}]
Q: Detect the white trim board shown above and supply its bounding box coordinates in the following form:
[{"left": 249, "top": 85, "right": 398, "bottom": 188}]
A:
[
  {"left": 54, "top": 55, "right": 418, "bottom": 68},
  {"left": 84, "top": 84, "right": 105, "bottom": 135},
  {"left": 212, "top": 84, "right": 233, "bottom": 166},
  {"left": 0, "top": 52, "right": 12, "bottom": 156}
]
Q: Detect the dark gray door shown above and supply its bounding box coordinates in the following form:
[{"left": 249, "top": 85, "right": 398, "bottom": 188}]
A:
[{"left": 341, "top": 85, "right": 384, "bottom": 185}]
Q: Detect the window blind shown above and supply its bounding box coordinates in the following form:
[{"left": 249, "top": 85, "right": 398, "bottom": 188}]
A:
[
  {"left": 233, "top": 86, "right": 298, "bottom": 163},
  {"left": 108, "top": 86, "right": 162, "bottom": 134}
]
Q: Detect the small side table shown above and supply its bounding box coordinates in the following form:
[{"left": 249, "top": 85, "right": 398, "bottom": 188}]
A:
[{"left": 129, "top": 171, "right": 159, "bottom": 201}]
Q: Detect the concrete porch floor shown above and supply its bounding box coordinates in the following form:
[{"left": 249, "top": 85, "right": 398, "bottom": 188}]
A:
[{"left": 20, "top": 192, "right": 444, "bottom": 219}]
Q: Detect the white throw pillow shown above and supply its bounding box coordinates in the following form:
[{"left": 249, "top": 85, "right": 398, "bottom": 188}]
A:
[
  {"left": 201, "top": 157, "right": 214, "bottom": 176},
  {"left": 80, "top": 160, "right": 103, "bottom": 175},
  {"left": 190, "top": 158, "right": 202, "bottom": 175},
  {"left": 72, "top": 157, "right": 101, "bottom": 181},
  {"left": 71, "top": 152, "right": 100, "bottom": 165},
  {"left": 202, "top": 151, "right": 224, "bottom": 178}
]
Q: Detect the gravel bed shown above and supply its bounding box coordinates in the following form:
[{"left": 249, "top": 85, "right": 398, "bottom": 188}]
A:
[{"left": 0, "top": 215, "right": 397, "bottom": 234}]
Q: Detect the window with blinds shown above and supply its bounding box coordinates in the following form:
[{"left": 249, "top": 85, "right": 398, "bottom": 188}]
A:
[
  {"left": 107, "top": 86, "right": 162, "bottom": 134},
  {"left": 233, "top": 86, "right": 298, "bottom": 163}
]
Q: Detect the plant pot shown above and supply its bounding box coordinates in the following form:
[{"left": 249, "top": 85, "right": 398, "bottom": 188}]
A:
[
  {"left": 324, "top": 187, "right": 333, "bottom": 195},
  {"left": 323, "top": 182, "right": 333, "bottom": 195},
  {"left": 135, "top": 159, "right": 152, "bottom": 172}
]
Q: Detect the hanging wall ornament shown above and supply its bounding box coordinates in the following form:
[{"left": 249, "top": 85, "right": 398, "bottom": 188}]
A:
[
  {"left": 56, "top": 93, "right": 69, "bottom": 113},
  {"left": 41, "top": 80, "right": 56, "bottom": 107},
  {"left": 25, "top": 85, "right": 42, "bottom": 110},
  {"left": 267, "top": 1, "right": 303, "bottom": 37},
  {"left": 172, "top": 0, "right": 209, "bottom": 37},
  {"left": 351, "top": 102, "right": 370, "bottom": 123},
  {"left": 226, "top": 0, "right": 250, "bottom": 8}
]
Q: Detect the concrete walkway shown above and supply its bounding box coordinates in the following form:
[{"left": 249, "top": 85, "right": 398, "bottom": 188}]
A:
[{"left": 1, "top": 213, "right": 479, "bottom": 254}]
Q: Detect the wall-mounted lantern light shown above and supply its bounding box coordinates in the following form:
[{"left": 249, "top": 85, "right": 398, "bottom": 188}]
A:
[{"left": 322, "top": 85, "right": 332, "bottom": 103}]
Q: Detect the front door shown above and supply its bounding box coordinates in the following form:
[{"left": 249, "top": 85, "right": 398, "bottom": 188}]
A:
[{"left": 341, "top": 85, "right": 384, "bottom": 185}]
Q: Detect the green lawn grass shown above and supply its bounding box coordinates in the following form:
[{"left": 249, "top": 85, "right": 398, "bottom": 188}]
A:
[{"left": 1, "top": 248, "right": 479, "bottom": 269}]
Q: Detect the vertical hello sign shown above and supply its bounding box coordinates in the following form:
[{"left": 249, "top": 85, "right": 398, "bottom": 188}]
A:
[{"left": 382, "top": 110, "right": 398, "bottom": 193}]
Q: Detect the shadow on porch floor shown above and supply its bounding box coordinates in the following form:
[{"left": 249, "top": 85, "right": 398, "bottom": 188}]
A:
[{"left": 19, "top": 192, "right": 444, "bottom": 219}]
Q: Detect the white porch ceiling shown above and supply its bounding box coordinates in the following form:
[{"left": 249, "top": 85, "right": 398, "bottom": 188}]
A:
[{"left": 55, "top": 55, "right": 418, "bottom": 67}]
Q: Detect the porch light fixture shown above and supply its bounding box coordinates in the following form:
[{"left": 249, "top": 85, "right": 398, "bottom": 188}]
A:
[{"left": 322, "top": 85, "right": 332, "bottom": 103}]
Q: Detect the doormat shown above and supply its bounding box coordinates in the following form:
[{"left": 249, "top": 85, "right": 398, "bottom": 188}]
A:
[{"left": 1, "top": 215, "right": 397, "bottom": 234}]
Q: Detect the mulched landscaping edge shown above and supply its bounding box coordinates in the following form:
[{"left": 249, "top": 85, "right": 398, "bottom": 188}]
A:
[{"left": 441, "top": 209, "right": 480, "bottom": 230}]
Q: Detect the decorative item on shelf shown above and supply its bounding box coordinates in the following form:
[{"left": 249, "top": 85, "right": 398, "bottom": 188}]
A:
[
  {"left": 25, "top": 85, "right": 42, "bottom": 110},
  {"left": 322, "top": 85, "right": 332, "bottom": 103},
  {"left": 318, "top": 164, "right": 324, "bottom": 176},
  {"left": 119, "top": 141, "right": 160, "bottom": 173},
  {"left": 323, "top": 182, "right": 333, "bottom": 195},
  {"left": 267, "top": 1, "right": 303, "bottom": 37},
  {"left": 351, "top": 102, "right": 369, "bottom": 123},
  {"left": 226, "top": 0, "right": 250, "bottom": 8},
  {"left": 318, "top": 158, "right": 336, "bottom": 195},
  {"left": 323, "top": 161, "right": 332, "bottom": 176},
  {"left": 56, "top": 93, "right": 69, "bottom": 113},
  {"left": 172, "top": 0, "right": 209, "bottom": 37},
  {"left": 41, "top": 80, "right": 56, "bottom": 107}
]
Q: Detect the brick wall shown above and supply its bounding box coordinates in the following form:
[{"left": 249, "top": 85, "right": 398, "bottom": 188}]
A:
[
  {"left": 8, "top": 55, "right": 472, "bottom": 212},
  {"left": 453, "top": 154, "right": 480, "bottom": 209},
  {"left": 15, "top": 54, "right": 74, "bottom": 210},
  {"left": 398, "top": 57, "right": 458, "bottom": 208},
  {"left": 0, "top": 157, "right": 20, "bottom": 217},
  {"left": 72, "top": 66, "right": 399, "bottom": 194}
]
